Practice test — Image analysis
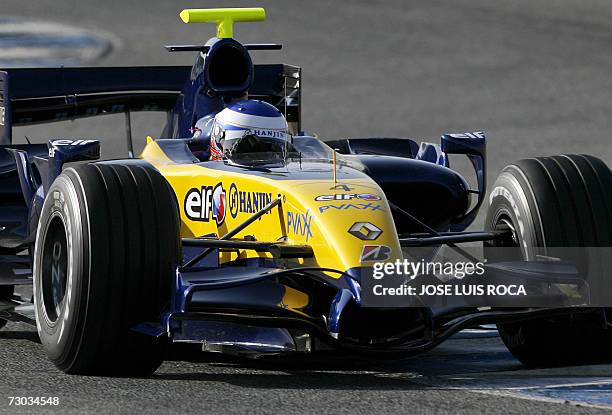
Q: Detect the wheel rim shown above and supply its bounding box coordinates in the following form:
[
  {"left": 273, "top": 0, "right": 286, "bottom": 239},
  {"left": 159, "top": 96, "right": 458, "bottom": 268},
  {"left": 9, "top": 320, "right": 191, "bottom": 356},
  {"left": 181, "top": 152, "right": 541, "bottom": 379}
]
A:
[
  {"left": 495, "top": 215, "right": 520, "bottom": 248},
  {"left": 486, "top": 213, "right": 523, "bottom": 263},
  {"left": 41, "top": 215, "right": 68, "bottom": 323}
]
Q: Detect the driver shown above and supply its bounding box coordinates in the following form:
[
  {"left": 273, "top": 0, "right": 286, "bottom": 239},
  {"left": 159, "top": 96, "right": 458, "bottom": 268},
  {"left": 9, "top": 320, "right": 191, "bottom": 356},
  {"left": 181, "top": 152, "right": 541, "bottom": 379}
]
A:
[{"left": 194, "top": 100, "right": 290, "bottom": 161}]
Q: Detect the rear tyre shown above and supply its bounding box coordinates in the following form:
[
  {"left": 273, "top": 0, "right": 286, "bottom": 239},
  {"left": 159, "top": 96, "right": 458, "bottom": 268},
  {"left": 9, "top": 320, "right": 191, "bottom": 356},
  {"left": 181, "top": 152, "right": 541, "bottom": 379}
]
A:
[
  {"left": 485, "top": 154, "right": 612, "bottom": 367},
  {"left": 33, "top": 163, "right": 180, "bottom": 375}
]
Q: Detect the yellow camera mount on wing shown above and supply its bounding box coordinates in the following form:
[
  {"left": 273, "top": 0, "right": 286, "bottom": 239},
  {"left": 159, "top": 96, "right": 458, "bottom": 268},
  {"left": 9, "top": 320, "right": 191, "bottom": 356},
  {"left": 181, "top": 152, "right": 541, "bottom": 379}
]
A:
[{"left": 179, "top": 8, "right": 266, "bottom": 39}]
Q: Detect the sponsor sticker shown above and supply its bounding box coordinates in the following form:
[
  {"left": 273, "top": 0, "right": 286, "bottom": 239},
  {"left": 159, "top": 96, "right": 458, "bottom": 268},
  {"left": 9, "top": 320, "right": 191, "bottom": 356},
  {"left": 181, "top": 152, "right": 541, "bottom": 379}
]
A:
[
  {"left": 314, "top": 193, "right": 381, "bottom": 202},
  {"left": 184, "top": 183, "right": 226, "bottom": 225},
  {"left": 248, "top": 128, "right": 290, "bottom": 140},
  {"left": 48, "top": 139, "right": 98, "bottom": 157},
  {"left": 360, "top": 245, "right": 392, "bottom": 262},
  {"left": 228, "top": 183, "right": 273, "bottom": 219},
  {"left": 287, "top": 210, "right": 313, "bottom": 242},
  {"left": 448, "top": 131, "right": 485, "bottom": 139},
  {"left": 319, "top": 202, "right": 384, "bottom": 214},
  {"left": 49, "top": 139, "right": 96, "bottom": 146}
]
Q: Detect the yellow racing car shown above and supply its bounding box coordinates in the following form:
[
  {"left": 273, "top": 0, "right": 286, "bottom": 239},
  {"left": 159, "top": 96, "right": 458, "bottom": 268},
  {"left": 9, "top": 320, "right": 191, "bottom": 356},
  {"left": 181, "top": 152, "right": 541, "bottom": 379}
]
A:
[{"left": 1, "top": 8, "right": 611, "bottom": 375}]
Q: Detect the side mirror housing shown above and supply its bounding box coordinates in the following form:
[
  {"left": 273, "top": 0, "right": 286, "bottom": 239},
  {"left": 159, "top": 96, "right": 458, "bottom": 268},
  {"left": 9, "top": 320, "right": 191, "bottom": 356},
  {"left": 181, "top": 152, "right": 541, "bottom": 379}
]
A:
[{"left": 440, "top": 132, "right": 486, "bottom": 231}]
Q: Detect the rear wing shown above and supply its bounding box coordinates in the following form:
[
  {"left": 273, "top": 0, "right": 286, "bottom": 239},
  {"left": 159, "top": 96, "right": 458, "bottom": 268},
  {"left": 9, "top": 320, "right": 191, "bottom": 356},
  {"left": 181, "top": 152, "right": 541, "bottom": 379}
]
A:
[{"left": 0, "top": 64, "right": 301, "bottom": 144}]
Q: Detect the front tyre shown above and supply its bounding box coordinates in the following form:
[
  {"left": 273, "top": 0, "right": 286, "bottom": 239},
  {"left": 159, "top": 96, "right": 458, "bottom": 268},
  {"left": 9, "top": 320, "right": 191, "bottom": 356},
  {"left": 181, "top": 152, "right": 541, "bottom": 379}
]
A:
[
  {"left": 485, "top": 154, "right": 612, "bottom": 367},
  {"left": 33, "top": 163, "right": 180, "bottom": 375}
]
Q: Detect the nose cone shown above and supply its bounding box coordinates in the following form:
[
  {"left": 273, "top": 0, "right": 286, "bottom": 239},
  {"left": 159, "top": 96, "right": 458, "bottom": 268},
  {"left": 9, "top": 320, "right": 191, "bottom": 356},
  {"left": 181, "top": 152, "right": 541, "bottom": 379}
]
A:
[{"left": 278, "top": 178, "right": 402, "bottom": 274}]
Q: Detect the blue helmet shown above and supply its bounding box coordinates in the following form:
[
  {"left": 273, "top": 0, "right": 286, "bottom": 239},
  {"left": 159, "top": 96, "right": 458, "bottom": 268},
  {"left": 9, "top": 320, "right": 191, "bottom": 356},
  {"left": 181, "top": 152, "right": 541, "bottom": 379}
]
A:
[{"left": 210, "top": 100, "right": 289, "bottom": 160}]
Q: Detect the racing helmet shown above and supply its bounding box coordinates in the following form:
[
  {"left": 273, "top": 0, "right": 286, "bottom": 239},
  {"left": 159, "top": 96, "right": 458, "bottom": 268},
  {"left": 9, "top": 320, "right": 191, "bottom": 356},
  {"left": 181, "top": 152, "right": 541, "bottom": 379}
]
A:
[{"left": 209, "top": 100, "right": 289, "bottom": 160}]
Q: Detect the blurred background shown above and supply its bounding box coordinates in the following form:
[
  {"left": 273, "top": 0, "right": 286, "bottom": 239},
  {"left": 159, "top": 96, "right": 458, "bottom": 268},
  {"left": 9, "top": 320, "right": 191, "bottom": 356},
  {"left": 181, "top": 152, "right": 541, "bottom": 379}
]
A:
[
  {"left": 2, "top": 0, "right": 612, "bottom": 227},
  {"left": 2, "top": 3, "right": 612, "bottom": 411}
]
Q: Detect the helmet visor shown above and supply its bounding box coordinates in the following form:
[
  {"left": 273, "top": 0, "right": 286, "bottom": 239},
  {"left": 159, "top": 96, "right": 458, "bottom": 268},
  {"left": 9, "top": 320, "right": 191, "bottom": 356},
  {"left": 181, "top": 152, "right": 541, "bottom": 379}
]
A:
[{"left": 222, "top": 130, "right": 295, "bottom": 165}]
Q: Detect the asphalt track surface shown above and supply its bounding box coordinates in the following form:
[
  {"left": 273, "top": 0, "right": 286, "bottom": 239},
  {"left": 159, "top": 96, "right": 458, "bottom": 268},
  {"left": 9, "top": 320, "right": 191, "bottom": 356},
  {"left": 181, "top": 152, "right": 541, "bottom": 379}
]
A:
[{"left": 2, "top": 0, "right": 612, "bottom": 413}]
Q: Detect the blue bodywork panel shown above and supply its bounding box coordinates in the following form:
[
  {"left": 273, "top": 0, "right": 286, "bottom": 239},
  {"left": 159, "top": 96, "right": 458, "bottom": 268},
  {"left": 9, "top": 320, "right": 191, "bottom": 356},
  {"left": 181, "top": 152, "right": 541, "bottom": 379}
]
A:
[{"left": 0, "top": 32, "right": 499, "bottom": 356}]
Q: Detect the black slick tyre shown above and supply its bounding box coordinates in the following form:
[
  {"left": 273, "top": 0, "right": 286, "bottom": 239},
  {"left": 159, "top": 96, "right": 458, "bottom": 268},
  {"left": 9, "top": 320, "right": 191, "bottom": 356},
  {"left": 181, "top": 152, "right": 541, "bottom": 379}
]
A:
[
  {"left": 485, "top": 154, "right": 612, "bottom": 367},
  {"left": 33, "top": 163, "right": 180, "bottom": 375}
]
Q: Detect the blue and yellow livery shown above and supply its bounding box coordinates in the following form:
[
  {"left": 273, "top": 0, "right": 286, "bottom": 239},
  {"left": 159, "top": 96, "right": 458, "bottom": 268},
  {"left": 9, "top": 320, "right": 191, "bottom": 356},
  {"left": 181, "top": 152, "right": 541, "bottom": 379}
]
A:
[{"left": 1, "top": 7, "right": 609, "bottom": 375}]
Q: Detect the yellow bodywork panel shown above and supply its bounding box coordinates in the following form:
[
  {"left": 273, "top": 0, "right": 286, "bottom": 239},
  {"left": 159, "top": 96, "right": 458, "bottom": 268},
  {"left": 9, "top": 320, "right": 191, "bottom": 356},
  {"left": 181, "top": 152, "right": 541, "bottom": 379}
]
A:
[
  {"left": 280, "top": 285, "right": 309, "bottom": 314},
  {"left": 179, "top": 8, "right": 266, "bottom": 39},
  {"left": 141, "top": 139, "right": 402, "bottom": 276}
]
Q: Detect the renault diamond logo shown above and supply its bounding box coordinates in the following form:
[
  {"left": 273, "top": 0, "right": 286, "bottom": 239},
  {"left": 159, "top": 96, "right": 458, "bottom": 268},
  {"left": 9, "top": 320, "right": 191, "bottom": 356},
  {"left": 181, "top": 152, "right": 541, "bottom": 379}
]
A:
[{"left": 348, "top": 222, "right": 382, "bottom": 240}]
